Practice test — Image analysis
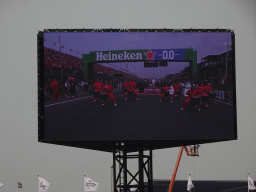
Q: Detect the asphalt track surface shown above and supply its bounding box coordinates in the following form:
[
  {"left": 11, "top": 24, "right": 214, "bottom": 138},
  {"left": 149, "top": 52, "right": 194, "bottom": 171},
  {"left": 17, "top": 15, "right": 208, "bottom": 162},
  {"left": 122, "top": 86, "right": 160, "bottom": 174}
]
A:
[{"left": 44, "top": 90, "right": 235, "bottom": 141}]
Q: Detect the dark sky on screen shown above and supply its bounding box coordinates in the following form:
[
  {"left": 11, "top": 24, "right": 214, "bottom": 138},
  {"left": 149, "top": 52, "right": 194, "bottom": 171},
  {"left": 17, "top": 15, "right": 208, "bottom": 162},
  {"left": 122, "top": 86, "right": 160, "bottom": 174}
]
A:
[{"left": 44, "top": 32, "right": 231, "bottom": 79}]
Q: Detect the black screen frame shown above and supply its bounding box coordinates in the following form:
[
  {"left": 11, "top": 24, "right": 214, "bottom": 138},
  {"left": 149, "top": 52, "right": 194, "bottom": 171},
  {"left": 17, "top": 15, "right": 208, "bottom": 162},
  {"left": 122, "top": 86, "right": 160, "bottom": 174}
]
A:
[{"left": 38, "top": 29, "right": 237, "bottom": 152}]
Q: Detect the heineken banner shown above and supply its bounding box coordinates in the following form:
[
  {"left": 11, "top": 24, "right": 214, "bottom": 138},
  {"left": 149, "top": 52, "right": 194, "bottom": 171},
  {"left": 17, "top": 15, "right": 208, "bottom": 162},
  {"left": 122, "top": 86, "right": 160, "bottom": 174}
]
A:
[
  {"left": 92, "top": 49, "right": 193, "bottom": 61},
  {"left": 91, "top": 48, "right": 193, "bottom": 62},
  {"left": 83, "top": 48, "right": 196, "bottom": 81}
]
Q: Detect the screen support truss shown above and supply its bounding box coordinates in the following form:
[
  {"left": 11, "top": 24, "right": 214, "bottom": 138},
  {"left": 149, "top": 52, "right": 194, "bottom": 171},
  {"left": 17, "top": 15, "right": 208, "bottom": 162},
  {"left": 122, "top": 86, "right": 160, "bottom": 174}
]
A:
[{"left": 113, "top": 147, "right": 153, "bottom": 192}]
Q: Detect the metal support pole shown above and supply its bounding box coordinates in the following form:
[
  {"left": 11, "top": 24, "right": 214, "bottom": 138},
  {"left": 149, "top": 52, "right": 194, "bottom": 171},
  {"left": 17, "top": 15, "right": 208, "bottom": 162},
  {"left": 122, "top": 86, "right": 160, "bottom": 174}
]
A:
[
  {"left": 148, "top": 149, "right": 153, "bottom": 192},
  {"left": 119, "top": 150, "right": 122, "bottom": 192},
  {"left": 139, "top": 149, "right": 144, "bottom": 192},
  {"left": 113, "top": 151, "right": 117, "bottom": 192},
  {"left": 217, "top": 68, "right": 222, "bottom": 84},
  {"left": 111, "top": 165, "right": 113, "bottom": 192},
  {"left": 123, "top": 150, "right": 128, "bottom": 192},
  {"left": 248, "top": 173, "right": 249, "bottom": 192},
  {"left": 58, "top": 34, "right": 63, "bottom": 84},
  {"left": 113, "top": 148, "right": 153, "bottom": 192}
]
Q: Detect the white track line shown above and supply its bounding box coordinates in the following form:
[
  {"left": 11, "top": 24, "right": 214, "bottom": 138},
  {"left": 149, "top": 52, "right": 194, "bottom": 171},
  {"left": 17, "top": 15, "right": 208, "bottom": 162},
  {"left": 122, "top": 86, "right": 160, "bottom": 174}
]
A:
[
  {"left": 44, "top": 90, "right": 121, "bottom": 107},
  {"left": 215, "top": 100, "right": 233, "bottom": 106},
  {"left": 45, "top": 96, "right": 92, "bottom": 107},
  {"left": 44, "top": 90, "right": 122, "bottom": 107}
]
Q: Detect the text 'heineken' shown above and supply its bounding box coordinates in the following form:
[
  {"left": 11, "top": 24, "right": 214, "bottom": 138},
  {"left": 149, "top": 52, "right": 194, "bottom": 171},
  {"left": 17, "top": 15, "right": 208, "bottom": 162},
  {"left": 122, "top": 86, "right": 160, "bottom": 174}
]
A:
[{"left": 96, "top": 51, "right": 143, "bottom": 61}]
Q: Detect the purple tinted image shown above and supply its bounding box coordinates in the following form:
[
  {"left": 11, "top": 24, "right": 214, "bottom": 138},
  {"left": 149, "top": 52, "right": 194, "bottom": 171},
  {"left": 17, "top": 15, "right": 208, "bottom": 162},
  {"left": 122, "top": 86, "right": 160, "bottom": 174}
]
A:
[{"left": 43, "top": 31, "right": 235, "bottom": 143}]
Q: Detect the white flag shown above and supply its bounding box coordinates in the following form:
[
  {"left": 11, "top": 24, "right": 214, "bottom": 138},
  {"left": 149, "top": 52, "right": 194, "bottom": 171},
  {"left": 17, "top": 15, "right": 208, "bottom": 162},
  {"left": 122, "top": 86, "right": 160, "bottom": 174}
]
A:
[
  {"left": 248, "top": 176, "right": 256, "bottom": 190},
  {"left": 84, "top": 177, "right": 99, "bottom": 191},
  {"left": 187, "top": 175, "right": 194, "bottom": 191},
  {"left": 38, "top": 177, "right": 51, "bottom": 192},
  {"left": 0, "top": 183, "right": 4, "bottom": 189}
]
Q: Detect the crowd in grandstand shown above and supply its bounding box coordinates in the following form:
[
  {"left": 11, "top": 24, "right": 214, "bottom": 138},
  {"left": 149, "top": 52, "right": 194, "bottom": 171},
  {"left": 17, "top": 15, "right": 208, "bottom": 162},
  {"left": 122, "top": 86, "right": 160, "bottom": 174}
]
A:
[
  {"left": 44, "top": 48, "right": 141, "bottom": 83},
  {"left": 44, "top": 48, "right": 83, "bottom": 74}
]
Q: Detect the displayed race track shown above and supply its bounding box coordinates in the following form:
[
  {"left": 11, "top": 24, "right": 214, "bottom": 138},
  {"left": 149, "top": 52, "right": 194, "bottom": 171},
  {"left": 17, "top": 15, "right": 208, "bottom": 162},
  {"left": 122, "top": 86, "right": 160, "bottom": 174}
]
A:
[{"left": 44, "top": 90, "right": 235, "bottom": 141}]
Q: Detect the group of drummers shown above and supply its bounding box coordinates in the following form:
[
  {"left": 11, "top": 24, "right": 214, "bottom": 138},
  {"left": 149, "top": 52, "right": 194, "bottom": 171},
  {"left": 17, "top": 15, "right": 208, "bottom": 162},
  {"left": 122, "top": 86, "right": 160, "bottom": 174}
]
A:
[
  {"left": 91, "top": 79, "right": 117, "bottom": 106},
  {"left": 160, "top": 81, "right": 183, "bottom": 102},
  {"left": 91, "top": 79, "right": 139, "bottom": 106},
  {"left": 159, "top": 81, "right": 216, "bottom": 111},
  {"left": 181, "top": 82, "right": 216, "bottom": 111},
  {"left": 91, "top": 79, "right": 216, "bottom": 111}
]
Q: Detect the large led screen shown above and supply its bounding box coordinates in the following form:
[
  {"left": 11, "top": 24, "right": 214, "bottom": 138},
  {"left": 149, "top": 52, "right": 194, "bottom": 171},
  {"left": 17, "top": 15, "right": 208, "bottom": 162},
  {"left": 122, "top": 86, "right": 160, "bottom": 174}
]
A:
[{"left": 39, "top": 29, "right": 236, "bottom": 150}]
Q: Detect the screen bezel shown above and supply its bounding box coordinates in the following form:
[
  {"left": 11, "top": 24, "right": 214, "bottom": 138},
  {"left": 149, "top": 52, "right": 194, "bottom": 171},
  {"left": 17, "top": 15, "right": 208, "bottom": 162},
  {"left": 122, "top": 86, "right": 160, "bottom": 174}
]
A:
[{"left": 38, "top": 29, "right": 237, "bottom": 152}]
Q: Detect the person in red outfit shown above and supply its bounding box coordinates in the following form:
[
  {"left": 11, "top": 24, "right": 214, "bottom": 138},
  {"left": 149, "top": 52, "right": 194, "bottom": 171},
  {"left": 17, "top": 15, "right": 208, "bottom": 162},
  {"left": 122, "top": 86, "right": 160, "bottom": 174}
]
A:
[
  {"left": 125, "top": 79, "right": 138, "bottom": 100},
  {"left": 196, "top": 82, "right": 204, "bottom": 98},
  {"left": 204, "top": 83, "right": 213, "bottom": 95},
  {"left": 50, "top": 78, "right": 60, "bottom": 100},
  {"left": 181, "top": 85, "right": 200, "bottom": 111},
  {"left": 121, "top": 80, "right": 129, "bottom": 97},
  {"left": 70, "top": 77, "right": 76, "bottom": 97},
  {"left": 102, "top": 81, "right": 117, "bottom": 106},
  {"left": 204, "top": 82, "right": 216, "bottom": 104},
  {"left": 171, "top": 81, "right": 182, "bottom": 101},
  {"left": 66, "top": 77, "right": 73, "bottom": 98},
  {"left": 159, "top": 82, "right": 172, "bottom": 102},
  {"left": 91, "top": 79, "right": 103, "bottom": 102},
  {"left": 197, "top": 82, "right": 209, "bottom": 107}
]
